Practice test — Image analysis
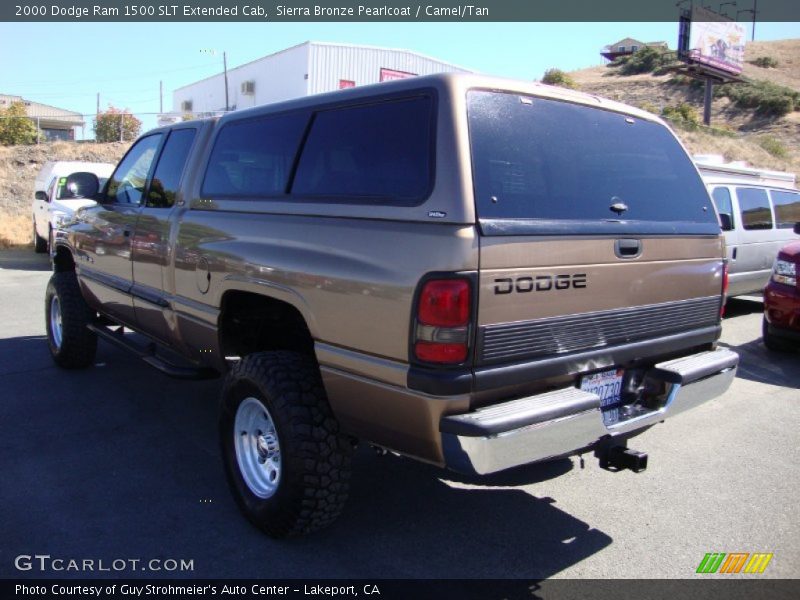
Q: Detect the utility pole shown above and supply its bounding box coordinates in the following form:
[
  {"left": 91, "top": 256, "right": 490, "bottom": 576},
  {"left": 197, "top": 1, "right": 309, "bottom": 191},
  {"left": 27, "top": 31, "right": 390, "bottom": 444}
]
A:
[
  {"left": 96, "top": 93, "right": 100, "bottom": 117},
  {"left": 200, "top": 48, "right": 229, "bottom": 112},
  {"left": 223, "top": 51, "right": 229, "bottom": 112},
  {"left": 159, "top": 80, "right": 163, "bottom": 114}
]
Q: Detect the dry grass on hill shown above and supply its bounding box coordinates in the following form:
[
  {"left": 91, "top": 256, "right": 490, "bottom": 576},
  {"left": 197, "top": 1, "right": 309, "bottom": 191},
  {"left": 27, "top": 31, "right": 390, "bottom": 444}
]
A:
[{"left": 0, "top": 141, "right": 129, "bottom": 247}]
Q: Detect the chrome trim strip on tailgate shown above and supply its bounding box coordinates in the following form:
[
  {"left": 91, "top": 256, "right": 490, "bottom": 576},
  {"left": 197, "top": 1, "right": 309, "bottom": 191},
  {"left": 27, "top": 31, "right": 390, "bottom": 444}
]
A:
[{"left": 478, "top": 296, "right": 721, "bottom": 364}]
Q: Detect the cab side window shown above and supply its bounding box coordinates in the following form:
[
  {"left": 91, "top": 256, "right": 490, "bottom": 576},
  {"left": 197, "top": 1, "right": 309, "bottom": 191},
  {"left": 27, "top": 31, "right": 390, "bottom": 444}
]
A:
[
  {"left": 711, "top": 187, "right": 734, "bottom": 231},
  {"left": 105, "top": 134, "right": 163, "bottom": 205},
  {"left": 736, "top": 187, "right": 773, "bottom": 230},
  {"left": 291, "top": 96, "right": 434, "bottom": 204},
  {"left": 201, "top": 113, "right": 308, "bottom": 197},
  {"left": 147, "top": 129, "right": 197, "bottom": 208}
]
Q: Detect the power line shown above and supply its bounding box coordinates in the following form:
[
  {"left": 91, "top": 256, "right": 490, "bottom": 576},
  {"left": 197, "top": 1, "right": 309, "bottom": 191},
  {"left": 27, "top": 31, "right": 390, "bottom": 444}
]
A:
[{"left": 0, "top": 62, "right": 220, "bottom": 88}]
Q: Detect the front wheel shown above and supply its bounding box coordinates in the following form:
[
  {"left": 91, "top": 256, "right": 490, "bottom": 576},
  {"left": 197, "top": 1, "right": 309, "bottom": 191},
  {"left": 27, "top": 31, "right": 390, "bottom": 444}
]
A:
[
  {"left": 219, "top": 351, "right": 353, "bottom": 538},
  {"left": 45, "top": 272, "right": 98, "bottom": 368}
]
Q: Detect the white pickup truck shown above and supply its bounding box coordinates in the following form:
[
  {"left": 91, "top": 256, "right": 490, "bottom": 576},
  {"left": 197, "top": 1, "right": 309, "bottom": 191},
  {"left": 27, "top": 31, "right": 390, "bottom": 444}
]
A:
[{"left": 32, "top": 160, "right": 114, "bottom": 252}]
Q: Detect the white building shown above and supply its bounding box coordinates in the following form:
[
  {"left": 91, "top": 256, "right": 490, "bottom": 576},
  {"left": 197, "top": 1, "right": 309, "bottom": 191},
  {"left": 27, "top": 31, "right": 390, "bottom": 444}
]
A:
[
  {"left": 0, "top": 94, "right": 84, "bottom": 140},
  {"left": 169, "top": 41, "right": 472, "bottom": 121}
]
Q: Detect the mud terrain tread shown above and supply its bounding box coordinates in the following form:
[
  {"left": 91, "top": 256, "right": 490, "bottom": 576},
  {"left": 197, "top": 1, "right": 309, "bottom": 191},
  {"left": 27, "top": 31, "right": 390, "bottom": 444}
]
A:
[
  {"left": 221, "top": 351, "right": 352, "bottom": 537},
  {"left": 46, "top": 271, "right": 97, "bottom": 368}
]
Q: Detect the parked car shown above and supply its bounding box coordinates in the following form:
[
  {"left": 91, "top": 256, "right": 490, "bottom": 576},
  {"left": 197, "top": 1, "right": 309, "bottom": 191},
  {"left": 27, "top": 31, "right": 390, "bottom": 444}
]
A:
[
  {"left": 763, "top": 223, "right": 800, "bottom": 351},
  {"left": 32, "top": 161, "right": 115, "bottom": 252},
  {"left": 696, "top": 155, "right": 800, "bottom": 297}
]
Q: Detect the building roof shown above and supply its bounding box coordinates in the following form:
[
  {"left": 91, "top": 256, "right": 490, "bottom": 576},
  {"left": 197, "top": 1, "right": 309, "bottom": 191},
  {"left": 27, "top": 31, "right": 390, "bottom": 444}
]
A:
[
  {"left": 174, "top": 41, "right": 473, "bottom": 92},
  {"left": 607, "top": 38, "right": 646, "bottom": 49},
  {"left": 0, "top": 94, "right": 84, "bottom": 127}
]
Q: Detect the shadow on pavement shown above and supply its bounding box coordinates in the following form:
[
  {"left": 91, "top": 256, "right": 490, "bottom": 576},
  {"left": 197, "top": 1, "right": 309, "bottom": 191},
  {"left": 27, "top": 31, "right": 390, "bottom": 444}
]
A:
[
  {"left": 0, "top": 248, "right": 52, "bottom": 272},
  {"left": 723, "top": 297, "right": 763, "bottom": 319},
  {"left": 719, "top": 335, "right": 800, "bottom": 389},
  {"left": 0, "top": 334, "right": 612, "bottom": 580}
]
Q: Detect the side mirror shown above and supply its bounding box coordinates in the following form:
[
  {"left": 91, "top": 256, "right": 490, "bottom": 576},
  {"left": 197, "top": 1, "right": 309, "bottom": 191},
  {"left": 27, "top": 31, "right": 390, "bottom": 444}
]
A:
[
  {"left": 64, "top": 171, "right": 100, "bottom": 200},
  {"left": 794, "top": 222, "right": 800, "bottom": 235},
  {"left": 35, "top": 191, "right": 49, "bottom": 202},
  {"left": 718, "top": 213, "right": 733, "bottom": 232}
]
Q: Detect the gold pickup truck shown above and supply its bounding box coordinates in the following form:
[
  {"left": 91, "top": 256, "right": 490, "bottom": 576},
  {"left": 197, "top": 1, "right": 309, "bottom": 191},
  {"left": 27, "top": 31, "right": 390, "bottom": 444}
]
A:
[{"left": 47, "top": 73, "right": 738, "bottom": 537}]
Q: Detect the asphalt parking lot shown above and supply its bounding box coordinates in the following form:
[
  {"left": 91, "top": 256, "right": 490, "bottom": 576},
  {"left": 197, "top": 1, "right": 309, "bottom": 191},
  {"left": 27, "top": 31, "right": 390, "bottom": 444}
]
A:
[{"left": 0, "top": 248, "right": 798, "bottom": 580}]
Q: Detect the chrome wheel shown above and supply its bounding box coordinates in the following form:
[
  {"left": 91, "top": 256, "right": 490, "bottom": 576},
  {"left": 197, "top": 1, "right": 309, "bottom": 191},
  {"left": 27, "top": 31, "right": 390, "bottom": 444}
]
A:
[
  {"left": 50, "top": 295, "right": 63, "bottom": 350},
  {"left": 234, "top": 397, "right": 281, "bottom": 499}
]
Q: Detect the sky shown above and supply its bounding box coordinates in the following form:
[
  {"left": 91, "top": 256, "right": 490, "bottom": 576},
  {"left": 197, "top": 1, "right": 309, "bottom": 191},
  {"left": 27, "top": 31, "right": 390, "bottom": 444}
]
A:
[{"left": 1, "top": 21, "right": 797, "bottom": 139}]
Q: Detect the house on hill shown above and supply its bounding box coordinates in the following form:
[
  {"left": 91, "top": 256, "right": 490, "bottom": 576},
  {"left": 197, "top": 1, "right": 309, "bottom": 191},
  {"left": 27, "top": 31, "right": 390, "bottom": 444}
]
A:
[
  {"left": 0, "top": 95, "right": 84, "bottom": 140},
  {"left": 601, "top": 38, "right": 669, "bottom": 62}
]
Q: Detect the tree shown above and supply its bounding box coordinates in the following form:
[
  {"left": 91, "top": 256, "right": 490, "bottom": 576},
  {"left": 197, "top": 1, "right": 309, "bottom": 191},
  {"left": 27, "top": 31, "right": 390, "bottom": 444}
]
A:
[
  {"left": 541, "top": 68, "right": 578, "bottom": 90},
  {"left": 94, "top": 106, "right": 141, "bottom": 142},
  {"left": 0, "top": 101, "right": 38, "bottom": 146}
]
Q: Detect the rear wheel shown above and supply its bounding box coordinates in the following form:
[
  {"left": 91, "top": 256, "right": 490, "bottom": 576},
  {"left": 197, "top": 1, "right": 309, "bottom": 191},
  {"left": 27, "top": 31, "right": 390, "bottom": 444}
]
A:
[
  {"left": 45, "top": 272, "right": 97, "bottom": 368},
  {"left": 762, "top": 316, "right": 791, "bottom": 352},
  {"left": 220, "top": 351, "right": 353, "bottom": 538},
  {"left": 33, "top": 220, "right": 47, "bottom": 253}
]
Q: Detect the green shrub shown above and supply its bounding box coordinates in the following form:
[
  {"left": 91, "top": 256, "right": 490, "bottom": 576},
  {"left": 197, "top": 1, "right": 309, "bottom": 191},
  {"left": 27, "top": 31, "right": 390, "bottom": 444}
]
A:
[
  {"left": 0, "top": 101, "right": 38, "bottom": 146},
  {"left": 750, "top": 56, "right": 779, "bottom": 68},
  {"left": 607, "top": 55, "right": 631, "bottom": 68},
  {"left": 541, "top": 68, "right": 578, "bottom": 90},
  {"left": 661, "top": 103, "right": 700, "bottom": 126},
  {"left": 715, "top": 80, "right": 798, "bottom": 116},
  {"left": 757, "top": 136, "right": 788, "bottom": 158},
  {"left": 618, "top": 46, "right": 671, "bottom": 75},
  {"left": 94, "top": 106, "right": 142, "bottom": 143}
]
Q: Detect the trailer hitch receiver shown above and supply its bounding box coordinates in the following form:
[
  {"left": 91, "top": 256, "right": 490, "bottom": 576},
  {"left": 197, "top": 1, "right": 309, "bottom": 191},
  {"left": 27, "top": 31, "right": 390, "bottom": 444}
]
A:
[{"left": 596, "top": 444, "right": 648, "bottom": 473}]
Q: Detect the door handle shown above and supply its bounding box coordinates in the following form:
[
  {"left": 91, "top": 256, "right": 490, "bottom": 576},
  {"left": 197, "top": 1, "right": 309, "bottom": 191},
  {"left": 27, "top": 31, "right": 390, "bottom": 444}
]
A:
[{"left": 615, "top": 239, "right": 642, "bottom": 259}]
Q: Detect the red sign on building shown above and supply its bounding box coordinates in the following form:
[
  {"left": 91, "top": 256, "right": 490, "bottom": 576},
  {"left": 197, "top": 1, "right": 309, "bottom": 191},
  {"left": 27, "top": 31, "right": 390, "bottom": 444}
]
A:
[{"left": 379, "top": 68, "right": 416, "bottom": 82}]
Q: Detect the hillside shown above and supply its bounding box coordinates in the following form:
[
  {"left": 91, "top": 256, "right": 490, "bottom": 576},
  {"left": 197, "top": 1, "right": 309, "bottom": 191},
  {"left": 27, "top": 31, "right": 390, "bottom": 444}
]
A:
[
  {"left": 568, "top": 39, "right": 800, "bottom": 172},
  {"left": 0, "top": 141, "right": 128, "bottom": 247},
  {"left": 1, "top": 39, "right": 798, "bottom": 247}
]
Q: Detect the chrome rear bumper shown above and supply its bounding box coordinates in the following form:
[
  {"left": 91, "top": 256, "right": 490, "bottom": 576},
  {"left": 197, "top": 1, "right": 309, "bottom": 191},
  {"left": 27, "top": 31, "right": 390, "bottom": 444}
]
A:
[{"left": 441, "top": 348, "right": 738, "bottom": 475}]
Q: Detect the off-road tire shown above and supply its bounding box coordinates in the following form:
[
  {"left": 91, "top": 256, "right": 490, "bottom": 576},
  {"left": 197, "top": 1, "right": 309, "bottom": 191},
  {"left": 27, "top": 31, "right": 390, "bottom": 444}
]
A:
[
  {"left": 45, "top": 272, "right": 98, "bottom": 368},
  {"left": 762, "top": 316, "right": 791, "bottom": 352},
  {"left": 33, "top": 221, "right": 47, "bottom": 253},
  {"left": 220, "top": 351, "right": 353, "bottom": 538}
]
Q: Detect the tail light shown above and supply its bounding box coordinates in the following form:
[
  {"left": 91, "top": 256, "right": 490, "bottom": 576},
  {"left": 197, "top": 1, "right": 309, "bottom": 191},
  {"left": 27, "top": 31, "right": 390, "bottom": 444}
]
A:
[
  {"left": 721, "top": 261, "right": 729, "bottom": 317},
  {"left": 414, "top": 278, "right": 471, "bottom": 364}
]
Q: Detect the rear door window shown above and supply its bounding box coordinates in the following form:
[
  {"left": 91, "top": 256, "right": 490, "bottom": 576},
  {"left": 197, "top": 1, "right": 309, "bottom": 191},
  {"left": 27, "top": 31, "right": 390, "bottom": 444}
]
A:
[
  {"left": 467, "top": 91, "right": 718, "bottom": 235},
  {"left": 770, "top": 189, "right": 800, "bottom": 229},
  {"left": 202, "top": 113, "right": 308, "bottom": 197},
  {"left": 736, "top": 187, "right": 773, "bottom": 230},
  {"left": 291, "top": 96, "right": 434, "bottom": 204}
]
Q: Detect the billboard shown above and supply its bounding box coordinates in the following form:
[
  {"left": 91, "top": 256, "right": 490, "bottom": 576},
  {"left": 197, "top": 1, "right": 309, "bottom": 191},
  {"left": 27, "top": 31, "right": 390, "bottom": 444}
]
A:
[{"left": 686, "top": 6, "right": 746, "bottom": 74}]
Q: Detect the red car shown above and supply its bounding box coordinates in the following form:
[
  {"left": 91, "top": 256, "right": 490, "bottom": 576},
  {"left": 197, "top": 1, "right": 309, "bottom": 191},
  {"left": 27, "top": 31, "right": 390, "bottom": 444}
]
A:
[{"left": 763, "top": 223, "right": 800, "bottom": 351}]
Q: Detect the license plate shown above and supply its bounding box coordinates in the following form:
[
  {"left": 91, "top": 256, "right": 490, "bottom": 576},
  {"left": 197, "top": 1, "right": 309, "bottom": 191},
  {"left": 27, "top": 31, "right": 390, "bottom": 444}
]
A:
[{"left": 581, "top": 369, "right": 624, "bottom": 425}]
